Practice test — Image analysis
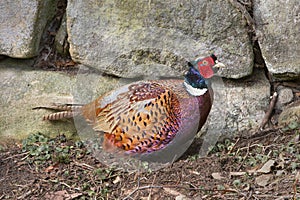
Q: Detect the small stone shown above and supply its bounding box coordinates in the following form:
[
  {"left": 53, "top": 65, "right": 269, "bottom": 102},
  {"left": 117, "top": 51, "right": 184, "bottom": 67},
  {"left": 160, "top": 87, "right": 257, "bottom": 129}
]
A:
[
  {"left": 278, "top": 101, "right": 300, "bottom": 127},
  {"left": 276, "top": 86, "right": 294, "bottom": 110}
]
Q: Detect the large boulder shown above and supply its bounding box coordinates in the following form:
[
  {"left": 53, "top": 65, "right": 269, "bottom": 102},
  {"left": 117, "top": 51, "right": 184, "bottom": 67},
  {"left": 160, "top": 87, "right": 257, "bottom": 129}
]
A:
[
  {"left": 0, "top": 59, "right": 118, "bottom": 140},
  {"left": 66, "top": 0, "right": 253, "bottom": 79},
  {"left": 278, "top": 101, "right": 300, "bottom": 128},
  {"left": 0, "top": 0, "right": 58, "bottom": 58},
  {"left": 201, "top": 69, "right": 270, "bottom": 144},
  {"left": 254, "top": 0, "right": 300, "bottom": 80}
]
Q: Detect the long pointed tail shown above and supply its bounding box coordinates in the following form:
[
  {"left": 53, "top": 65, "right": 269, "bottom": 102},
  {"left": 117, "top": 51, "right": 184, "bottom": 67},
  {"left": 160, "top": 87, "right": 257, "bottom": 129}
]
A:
[
  {"left": 42, "top": 110, "right": 75, "bottom": 120},
  {"left": 33, "top": 104, "right": 83, "bottom": 121}
]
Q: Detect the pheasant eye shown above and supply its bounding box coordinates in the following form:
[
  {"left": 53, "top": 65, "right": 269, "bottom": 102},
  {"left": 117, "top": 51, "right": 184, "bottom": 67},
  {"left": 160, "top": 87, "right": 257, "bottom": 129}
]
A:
[{"left": 202, "top": 60, "right": 208, "bottom": 65}]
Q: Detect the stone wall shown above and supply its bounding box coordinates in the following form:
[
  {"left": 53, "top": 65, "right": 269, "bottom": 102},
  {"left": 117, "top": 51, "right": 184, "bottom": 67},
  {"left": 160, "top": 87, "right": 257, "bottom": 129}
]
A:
[
  {"left": 0, "top": 0, "right": 58, "bottom": 58},
  {"left": 0, "top": 0, "right": 299, "bottom": 141}
]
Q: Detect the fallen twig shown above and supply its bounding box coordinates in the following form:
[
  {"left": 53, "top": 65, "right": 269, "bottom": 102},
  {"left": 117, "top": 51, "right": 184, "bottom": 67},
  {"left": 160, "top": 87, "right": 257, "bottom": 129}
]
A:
[
  {"left": 259, "top": 92, "right": 278, "bottom": 130},
  {"left": 73, "top": 161, "right": 94, "bottom": 170},
  {"left": 281, "top": 82, "right": 300, "bottom": 90},
  {"left": 2, "top": 152, "right": 28, "bottom": 161},
  {"left": 17, "top": 190, "right": 33, "bottom": 200},
  {"left": 60, "top": 181, "right": 72, "bottom": 189},
  {"left": 237, "top": 142, "right": 250, "bottom": 171},
  {"left": 227, "top": 138, "right": 240, "bottom": 155},
  {"left": 148, "top": 173, "right": 157, "bottom": 199},
  {"left": 293, "top": 171, "right": 300, "bottom": 200}
]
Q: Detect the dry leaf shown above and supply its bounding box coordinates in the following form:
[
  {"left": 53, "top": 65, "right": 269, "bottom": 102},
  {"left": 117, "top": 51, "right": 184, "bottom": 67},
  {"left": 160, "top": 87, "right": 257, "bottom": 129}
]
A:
[
  {"left": 276, "top": 170, "right": 285, "bottom": 176},
  {"left": 255, "top": 174, "right": 272, "bottom": 187},
  {"left": 44, "top": 163, "right": 59, "bottom": 173},
  {"left": 257, "top": 159, "right": 275, "bottom": 173},
  {"left": 68, "top": 193, "right": 82, "bottom": 199},
  {"left": 247, "top": 168, "right": 258, "bottom": 174},
  {"left": 211, "top": 172, "right": 225, "bottom": 180},
  {"left": 113, "top": 176, "right": 121, "bottom": 184},
  {"left": 44, "top": 165, "right": 55, "bottom": 173}
]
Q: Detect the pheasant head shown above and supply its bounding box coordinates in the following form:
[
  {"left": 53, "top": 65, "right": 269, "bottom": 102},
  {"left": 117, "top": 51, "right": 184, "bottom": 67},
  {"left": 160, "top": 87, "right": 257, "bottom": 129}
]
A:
[{"left": 184, "top": 54, "right": 224, "bottom": 96}]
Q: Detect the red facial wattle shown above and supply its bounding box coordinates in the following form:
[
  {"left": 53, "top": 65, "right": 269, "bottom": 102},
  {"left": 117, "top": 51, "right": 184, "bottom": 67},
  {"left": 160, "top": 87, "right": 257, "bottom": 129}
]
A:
[{"left": 198, "top": 56, "right": 215, "bottom": 79}]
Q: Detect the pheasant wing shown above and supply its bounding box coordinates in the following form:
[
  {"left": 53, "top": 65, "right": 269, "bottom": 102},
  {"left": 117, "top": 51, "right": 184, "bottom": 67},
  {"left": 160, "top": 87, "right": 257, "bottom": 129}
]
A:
[{"left": 81, "top": 81, "right": 182, "bottom": 153}]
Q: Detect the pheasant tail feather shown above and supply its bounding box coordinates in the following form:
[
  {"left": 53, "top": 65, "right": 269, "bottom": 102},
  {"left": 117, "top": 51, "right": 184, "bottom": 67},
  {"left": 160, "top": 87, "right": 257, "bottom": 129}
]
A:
[
  {"left": 34, "top": 104, "right": 83, "bottom": 121},
  {"left": 43, "top": 110, "right": 74, "bottom": 120}
]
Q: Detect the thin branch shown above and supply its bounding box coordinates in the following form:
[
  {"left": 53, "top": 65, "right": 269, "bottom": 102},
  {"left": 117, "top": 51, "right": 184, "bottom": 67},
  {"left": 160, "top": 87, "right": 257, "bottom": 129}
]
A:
[
  {"left": 293, "top": 171, "right": 300, "bottom": 200},
  {"left": 259, "top": 92, "right": 278, "bottom": 130},
  {"left": 17, "top": 190, "right": 33, "bottom": 200},
  {"left": 227, "top": 138, "right": 240, "bottom": 155},
  {"left": 3, "top": 152, "right": 29, "bottom": 161},
  {"left": 73, "top": 161, "right": 95, "bottom": 170},
  {"left": 148, "top": 173, "right": 157, "bottom": 199},
  {"left": 237, "top": 142, "right": 250, "bottom": 171}
]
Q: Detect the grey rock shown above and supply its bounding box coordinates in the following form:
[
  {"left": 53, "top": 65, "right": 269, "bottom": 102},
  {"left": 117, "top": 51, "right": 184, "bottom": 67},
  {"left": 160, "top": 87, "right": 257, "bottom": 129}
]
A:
[
  {"left": 221, "top": 71, "right": 270, "bottom": 136},
  {"left": 254, "top": 0, "right": 300, "bottom": 80},
  {"left": 278, "top": 101, "right": 300, "bottom": 127},
  {"left": 0, "top": 60, "right": 118, "bottom": 140},
  {"left": 200, "top": 69, "right": 270, "bottom": 153},
  {"left": 0, "top": 0, "right": 58, "bottom": 58},
  {"left": 66, "top": 0, "right": 253, "bottom": 78},
  {"left": 72, "top": 65, "right": 121, "bottom": 104},
  {"left": 275, "top": 86, "right": 294, "bottom": 110}
]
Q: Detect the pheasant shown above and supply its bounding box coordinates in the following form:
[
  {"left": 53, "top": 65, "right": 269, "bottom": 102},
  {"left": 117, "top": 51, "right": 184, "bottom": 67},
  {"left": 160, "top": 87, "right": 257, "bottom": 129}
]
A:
[{"left": 41, "top": 55, "right": 224, "bottom": 162}]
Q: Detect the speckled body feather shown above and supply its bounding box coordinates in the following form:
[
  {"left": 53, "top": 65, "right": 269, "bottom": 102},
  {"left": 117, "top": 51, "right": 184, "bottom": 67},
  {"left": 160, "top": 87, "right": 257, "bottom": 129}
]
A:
[
  {"left": 41, "top": 55, "right": 224, "bottom": 158},
  {"left": 79, "top": 79, "right": 212, "bottom": 154}
]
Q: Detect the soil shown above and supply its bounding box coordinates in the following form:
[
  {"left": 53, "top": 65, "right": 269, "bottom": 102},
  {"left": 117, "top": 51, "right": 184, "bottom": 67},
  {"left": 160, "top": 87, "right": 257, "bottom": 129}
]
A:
[
  {"left": 1, "top": 127, "right": 299, "bottom": 199},
  {"left": 1, "top": 0, "right": 300, "bottom": 199}
]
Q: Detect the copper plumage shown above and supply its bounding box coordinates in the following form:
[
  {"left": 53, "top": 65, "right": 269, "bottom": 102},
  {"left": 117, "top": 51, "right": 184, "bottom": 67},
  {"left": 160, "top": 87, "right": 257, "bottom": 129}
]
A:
[{"left": 41, "top": 55, "right": 224, "bottom": 157}]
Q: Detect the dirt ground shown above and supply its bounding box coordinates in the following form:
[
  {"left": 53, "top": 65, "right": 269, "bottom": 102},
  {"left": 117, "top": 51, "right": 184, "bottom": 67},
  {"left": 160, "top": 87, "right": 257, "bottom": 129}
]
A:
[
  {"left": 1, "top": 0, "right": 300, "bottom": 199},
  {"left": 1, "top": 126, "right": 299, "bottom": 200}
]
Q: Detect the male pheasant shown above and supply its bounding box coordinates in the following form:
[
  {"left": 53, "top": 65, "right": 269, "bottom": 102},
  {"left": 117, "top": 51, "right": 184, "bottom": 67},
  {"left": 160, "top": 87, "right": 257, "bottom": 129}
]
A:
[{"left": 41, "top": 55, "right": 224, "bottom": 162}]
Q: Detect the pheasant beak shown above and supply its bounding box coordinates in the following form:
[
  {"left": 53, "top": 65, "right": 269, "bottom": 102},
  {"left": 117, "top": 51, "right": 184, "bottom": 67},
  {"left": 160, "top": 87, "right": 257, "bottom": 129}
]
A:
[
  {"left": 214, "top": 60, "right": 225, "bottom": 69},
  {"left": 213, "top": 60, "right": 225, "bottom": 73}
]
